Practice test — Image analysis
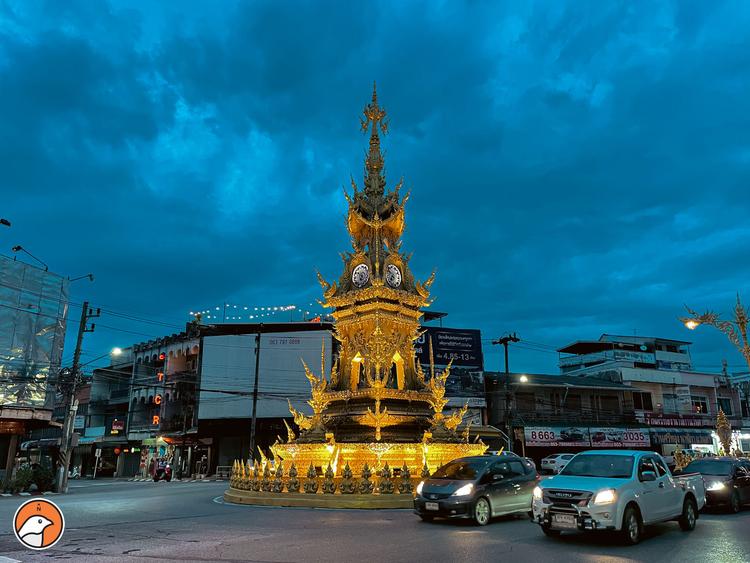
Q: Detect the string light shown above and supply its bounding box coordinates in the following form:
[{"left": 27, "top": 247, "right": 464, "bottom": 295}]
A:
[{"left": 188, "top": 301, "right": 332, "bottom": 323}]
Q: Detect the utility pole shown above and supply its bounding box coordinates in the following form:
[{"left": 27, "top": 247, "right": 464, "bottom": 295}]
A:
[
  {"left": 491, "top": 333, "right": 519, "bottom": 451},
  {"left": 248, "top": 324, "right": 262, "bottom": 461},
  {"left": 56, "top": 301, "right": 99, "bottom": 493}
]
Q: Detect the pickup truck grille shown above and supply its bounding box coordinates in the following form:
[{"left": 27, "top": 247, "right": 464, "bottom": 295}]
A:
[{"left": 543, "top": 489, "right": 592, "bottom": 507}]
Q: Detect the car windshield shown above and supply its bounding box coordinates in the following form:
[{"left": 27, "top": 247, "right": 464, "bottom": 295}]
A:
[
  {"left": 560, "top": 455, "right": 634, "bottom": 478},
  {"left": 432, "top": 460, "right": 486, "bottom": 480},
  {"left": 683, "top": 460, "right": 733, "bottom": 476}
]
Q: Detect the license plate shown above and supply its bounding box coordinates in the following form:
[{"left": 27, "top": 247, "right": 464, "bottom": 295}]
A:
[
  {"left": 425, "top": 502, "right": 439, "bottom": 511},
  {"left": 552, "top": 514, "right": 576, "bottom": 529}
]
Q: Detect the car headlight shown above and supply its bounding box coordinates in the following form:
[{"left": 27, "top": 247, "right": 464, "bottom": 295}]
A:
[
  {"left": 593, "top": 489, "right": 616, "bottom": 505},
  {"left": 416, "top": 481, "right": 424, "bottom": 495},
  {"left": 452, "top": 483, "right": 474, "bottom": 497},
  {"left": 707, "top": 481, "right": 726, "bottom": 492},
  {"left": 533, "top": 486, "right": 542, "bottom": 500}
]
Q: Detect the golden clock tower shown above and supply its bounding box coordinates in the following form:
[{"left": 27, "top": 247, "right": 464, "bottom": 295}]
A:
[{"left": 270, "top": 85, "right": 486, "bottom": 473}]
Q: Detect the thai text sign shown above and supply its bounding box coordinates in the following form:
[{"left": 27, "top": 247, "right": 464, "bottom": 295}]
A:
[
  {"left": 525, "top": 426, "right": 590, "bottom": 447},
  {"left": 415, "top": 327, "right": 484, "bottom": 370}
]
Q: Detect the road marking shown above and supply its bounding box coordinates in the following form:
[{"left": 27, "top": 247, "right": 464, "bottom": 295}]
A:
[{"left": 0, "top": 556, "right": 22, "bottom": 562}]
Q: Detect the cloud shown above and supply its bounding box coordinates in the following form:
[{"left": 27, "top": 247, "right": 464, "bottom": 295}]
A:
[{"left": 2, "top": 1, "right": 750, "bottom": 374}]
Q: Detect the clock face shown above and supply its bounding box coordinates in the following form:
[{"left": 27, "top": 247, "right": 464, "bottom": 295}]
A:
[
  {"left": 386, "top": 264, "right": 402, "bottom": 288},
  {"left": 351, "top": 263, "right": 370, "bottom": 287}
]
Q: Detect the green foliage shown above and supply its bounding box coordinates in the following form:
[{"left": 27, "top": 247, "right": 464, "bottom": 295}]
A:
[
  {"left": 32, "top": 466, "right": 55, "bottom": 493},
  {"left": 14, "top": 466, "right": 34, "bottom": 492}
]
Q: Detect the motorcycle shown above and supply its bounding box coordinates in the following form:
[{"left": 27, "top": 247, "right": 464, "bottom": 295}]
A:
[{"left": 153, "top": 460, "right": 173, "bottom": 482}]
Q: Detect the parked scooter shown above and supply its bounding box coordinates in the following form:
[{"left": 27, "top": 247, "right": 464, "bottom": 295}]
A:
[{"left": 153, "top": 459, "right": 172, "bottom": 482}]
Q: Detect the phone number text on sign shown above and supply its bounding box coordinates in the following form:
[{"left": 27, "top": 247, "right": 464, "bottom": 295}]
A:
[{"left": 529, "top": 430, "right": 557, "bottom": 442}]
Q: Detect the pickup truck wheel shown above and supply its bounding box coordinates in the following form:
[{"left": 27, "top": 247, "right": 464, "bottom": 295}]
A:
[
  {"left": 621, "top": 506, "right": 642, "bottom": 545},
  {"left": 541, "top": 526, "right": 561, "bottom": 537},
  {"left": 679, "top": 497, "right": 697, "bottom": 531},
  {"left": 730, "top": 491, "right": 741, "bottom": 514},
  {"left": 473, "top": 497, "right": 491, "bottom": 526}
]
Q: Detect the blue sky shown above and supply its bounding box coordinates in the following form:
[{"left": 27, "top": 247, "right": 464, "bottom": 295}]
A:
[{"left": 2, "top": 1, "right": 750, "bottom": 374}]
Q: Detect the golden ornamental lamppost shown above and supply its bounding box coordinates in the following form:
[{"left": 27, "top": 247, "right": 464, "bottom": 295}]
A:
[
  {"left": 681, "top": 294, "right": 750, "bottom": 457},
  {"left": 681, "top": 294, "right": 750, "bottom": 369}
]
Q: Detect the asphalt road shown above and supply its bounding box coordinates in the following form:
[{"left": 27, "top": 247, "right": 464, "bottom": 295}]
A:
[{"left": 0, "top": 480, "right": 748, "bottom": 562}]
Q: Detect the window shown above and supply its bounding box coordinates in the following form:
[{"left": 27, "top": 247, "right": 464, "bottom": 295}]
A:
[
  {"left": 632, "top": 392, "right": 653, "bottom": 411},
  {"left": 599, "top": 395, "right": 621, "bottom": 413},
  {"left": 654, "top": 458, "right": 668, "bottom": 477},
  {"left": 638, "top": 457, "right": 657, "bottom": 480},
  {"left": 691, "top": 396, "right": 709, "bottom": 414},
  {"left": 565, "top": 394, "right": 582, "bottom": 412},
  {"left": 515, "top": 392, "right": 535, "bottom": 412},
  {"left": 561, "top": 455, "right": 634, "bottom": 478},
  {"left": 717, "top": 398, "right": 733, "bottom": 416},
  {"left": 507, "top": 461, "right": 525, "bottom": 478},
  {"left": 662, "top": 393, "right": 677, "bottom": 413}
]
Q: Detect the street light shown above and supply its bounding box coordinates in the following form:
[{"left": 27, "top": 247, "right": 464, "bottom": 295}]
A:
[
  {"left": 80, "top": 347, "right": 123, "bottom": 368},
  {"left": 11, "top": 245, "right": 48, "bottom": 271}
]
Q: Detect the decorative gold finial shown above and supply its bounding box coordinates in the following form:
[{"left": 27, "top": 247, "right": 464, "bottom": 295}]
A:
[{"left": 360, "top": 82, "right": 388, "bottom": 197}]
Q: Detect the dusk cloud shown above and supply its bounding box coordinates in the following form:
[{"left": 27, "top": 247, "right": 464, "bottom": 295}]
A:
[{"left": 2, "top": 1, "right": 749, "bottom": 374}]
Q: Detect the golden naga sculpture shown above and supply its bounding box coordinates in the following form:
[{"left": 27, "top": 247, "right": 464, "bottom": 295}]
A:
[{"left": 257, "top": 84, "right": 485, "bottom": 482}]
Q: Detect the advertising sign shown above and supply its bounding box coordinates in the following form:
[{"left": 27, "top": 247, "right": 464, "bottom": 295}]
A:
[
  {"left": 524, "top": 426, "right": 591, "bottom": 447},
  {"left": 111, "top": 420, "right": 125, "bottom": 431},
  {"left": 415, "top": 327, "right": 483, "bottom": 370},
  {"left": 589, "top": 427, "right": 649, "bottom": 448},
  {"left": 73, "top": 415, "right": 85, "bottom": 430}
]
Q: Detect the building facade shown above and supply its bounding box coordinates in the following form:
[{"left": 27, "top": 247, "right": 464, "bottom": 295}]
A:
[
  {"left": 558, "top": 334, "right": 747, "bottom": 455},
  {"left": 485, "top": 372, "right": 640, "bottom": 458},
  {"left": 0, "top": 255, "right": 69, "bottom": 480}
]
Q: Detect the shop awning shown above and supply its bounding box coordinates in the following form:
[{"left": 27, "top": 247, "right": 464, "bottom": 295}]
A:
[{"left": 78, "top": 436, "right": 103, "bottom": 445}]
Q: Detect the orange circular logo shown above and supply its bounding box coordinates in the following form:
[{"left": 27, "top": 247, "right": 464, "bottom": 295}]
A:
[{"left": 13, "top": 498, "right": 65, "bottom": 550}]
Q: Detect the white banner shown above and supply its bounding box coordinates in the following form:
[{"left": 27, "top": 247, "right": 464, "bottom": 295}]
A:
[
  {"left": 590, "top": 427, "right": 649, "bottom": 447},
  {"left": 525, "top": 426, "right": 590, "bottom": 447}
]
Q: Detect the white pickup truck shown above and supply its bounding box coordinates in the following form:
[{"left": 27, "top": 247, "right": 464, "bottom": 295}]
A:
[{"left": 531, "top": 450, "right": 705, "bottom": 544}]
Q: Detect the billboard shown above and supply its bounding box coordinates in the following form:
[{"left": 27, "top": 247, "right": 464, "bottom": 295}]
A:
[
  {"left": 0, "top": 256, "right": 69, "bottom": 408},
  {"left": 589, "top": 427, "right": 649, "bottom": 448},
  {"left": 198, "top": 331, "right": 334, "bottom": 420},
  {"left": 525, "top": 426, "right": 591, "bottom": 447},
  {"left": 415, "top": 327, "right": 483, "bottom": 370},
  {"left": 525, "top": 426, "right": 651, "bottom": 448}
]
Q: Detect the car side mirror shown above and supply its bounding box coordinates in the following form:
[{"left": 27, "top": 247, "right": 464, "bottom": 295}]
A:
[
  {"left": 641, "top": 471, "right": 657, "bottom": 482},
  {"left": 492, "top": 473, "right": 504, "bottom": 481}
]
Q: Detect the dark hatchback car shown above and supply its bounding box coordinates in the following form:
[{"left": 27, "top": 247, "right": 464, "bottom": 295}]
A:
[
  {"left": 677, "top": 457, "right": 750, "bottom": 513},
  {"left": 414, "top": 456, "right": 539, "bottom": 525}
]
